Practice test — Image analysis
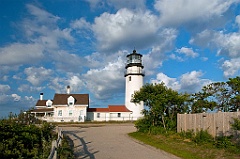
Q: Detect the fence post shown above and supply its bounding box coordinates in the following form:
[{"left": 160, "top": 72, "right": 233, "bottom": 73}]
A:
[{"left": 48, "top": 128, "right": 62, "bottom": 159}]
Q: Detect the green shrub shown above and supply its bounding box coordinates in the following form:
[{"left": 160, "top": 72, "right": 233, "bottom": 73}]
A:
[
  {"left": 179, "top": 129, "right": 194, "bottom": 139},
  {"left": 0, "top": 116, "right": 55, "bottom": 158},
  {"left": 134, "top": 118, "right": 152, "bottom": 133},
  {"left": 215, "top": 136, "right": 233, "bottom": 148},
  {"left": 149, "top": 126, "right": 166, "bottom": 135},
  {"left": 231, "top": 118, "right": 240, "bottom": 130},
  {"left": 179, "top": 129, "right": 213, "bottom": 144},
  {"left": 192, "top": 129, "right": 214, "bottom": 144},
  {"left": 57, "top": 135, "right": 74, "bottom": 159}
]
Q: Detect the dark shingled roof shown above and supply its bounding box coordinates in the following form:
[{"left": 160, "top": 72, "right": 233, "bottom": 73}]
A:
[
  {"left": 30, "top": 108, "right": 54, "bottom": 113},
  {"left": 36, "top": 100, "right": 47, "bottom": 106},
  {"left": 52, "top": 94, "right": 89, "bottom": 105}
]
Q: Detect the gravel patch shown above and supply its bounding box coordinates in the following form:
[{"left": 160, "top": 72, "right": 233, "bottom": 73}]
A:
[{"left": 62, "top": 124, "right": 180, "bottom": 159}]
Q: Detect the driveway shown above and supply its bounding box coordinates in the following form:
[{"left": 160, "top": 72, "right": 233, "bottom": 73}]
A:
[{"left": 62, "top": 124, "right": 180, "bottom": 159}]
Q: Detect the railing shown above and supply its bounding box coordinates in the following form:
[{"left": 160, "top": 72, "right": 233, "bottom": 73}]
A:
[
  {"left": 48, "top": 127, "right": 63, "bottom": 159},
  {"left": 124, "top": 69, "right": 145, "bottom": 76}
]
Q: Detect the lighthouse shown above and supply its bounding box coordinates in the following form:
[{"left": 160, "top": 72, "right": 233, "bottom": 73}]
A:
[{"left": 125, "top": 49, "right": 144, "bottom": 120}]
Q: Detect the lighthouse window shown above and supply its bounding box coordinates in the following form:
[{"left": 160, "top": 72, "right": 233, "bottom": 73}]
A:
[{"left": 129, "top": 76, "right": 131, "bottom": 81}]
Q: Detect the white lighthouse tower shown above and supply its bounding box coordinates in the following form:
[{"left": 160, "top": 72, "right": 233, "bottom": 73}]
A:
[{"left": 125, "top": 49, "right": 144, "bottom": 120}]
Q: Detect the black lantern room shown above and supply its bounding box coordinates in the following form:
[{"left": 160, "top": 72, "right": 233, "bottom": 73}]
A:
[{"left": 125, "top": 49, "right": 144, "bottom": 77}]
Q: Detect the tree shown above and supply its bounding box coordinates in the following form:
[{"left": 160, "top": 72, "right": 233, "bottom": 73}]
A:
[
  {"left": 191, "top": 90, "right": 216, "bottom": 113},
  {"left": 227, "top": 76, "right": 240, "bottom": 111},
  {"left": 196, "top": 76, "right": 240, "bottom": 112},
  {"left": 132, "top": 83, "right": 189, "bottom": 131}
]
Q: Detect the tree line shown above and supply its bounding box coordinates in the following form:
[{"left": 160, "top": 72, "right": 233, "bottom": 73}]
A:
[{"left": 132, "top": 76, "right": 240, "bottom": 132}]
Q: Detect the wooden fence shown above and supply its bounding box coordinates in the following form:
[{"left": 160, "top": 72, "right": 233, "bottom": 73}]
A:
[
  {"left": 177, "top": 111, "right": 240, "bottom": 137},
  {"left": 48, "top": 127, "right": 63, "bottom": 159}
]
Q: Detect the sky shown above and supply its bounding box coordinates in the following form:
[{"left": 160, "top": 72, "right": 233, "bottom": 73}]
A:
[{"left": 1, "top": 0, "right": 240, "bottom": 118}]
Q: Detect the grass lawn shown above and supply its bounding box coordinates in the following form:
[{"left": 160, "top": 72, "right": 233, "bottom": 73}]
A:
[{"left": 129, "top": 132, "right": 240, "bottom": 159}]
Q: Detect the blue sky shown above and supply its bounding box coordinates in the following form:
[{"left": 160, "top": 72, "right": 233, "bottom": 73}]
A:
[{"left": 1, "top": 0, "right": 240, "bottom": 118}]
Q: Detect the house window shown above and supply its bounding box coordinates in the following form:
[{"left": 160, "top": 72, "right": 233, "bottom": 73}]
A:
[
  {"left": 68, "top": 96, "right": 75, "bottom": 106},
  {"left": 69, "top": 110, "right": 73, "bottom": 116},
  {"left": 58, "top": 110, "right": 62, "bottom": 116},
  {"left": 46, "top": 100, "right": 53, "bottom": 107},
  {"left": 97, "top": 113, "right": 100, "bottom": 118},
  {"left": 129, "top": 76, "right": 131, "bottom": 81},
  {"left": 118, "top": 113, "right": 121, "bottom": 118},
  {"left": 80, "top": 110, "right": 83, "bottom": 116}
]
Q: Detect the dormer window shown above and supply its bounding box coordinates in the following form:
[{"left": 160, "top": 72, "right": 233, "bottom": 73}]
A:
[
  {"left": 46, "top": 100, "right": 53, "bottom": 107},
  {"left": 67, "top": 96, "right": 75, "bottom": 106}
]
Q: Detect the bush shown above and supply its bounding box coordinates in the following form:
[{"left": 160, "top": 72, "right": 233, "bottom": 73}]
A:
[
  {"left": 192, "top": 129, "right": 214, "bottom": 144},
  {"left": 134, "top": 118, "right": 152, "bottom": 133},
  {"left": 57, "top": 135, "right": 74, "bottom": 159},
  {"left": 214, "top": 136, "right": 233, "bottom": 148},
  {"left": 149, "top": 126, "right": 167, "bottom": 135},
  {"left": 179, "top": 129, "right": 194, "bottom": 139},
  {"left": 231, "top": 118, "right": 240, "bottom": 131},
  {"left": 0, "top": 115, "right": 55, "bottom": 158},
  {"left": 179, "top": 129, "right": 213, "bottom": 144}
]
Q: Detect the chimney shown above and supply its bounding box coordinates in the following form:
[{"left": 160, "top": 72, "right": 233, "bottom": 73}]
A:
[
  {"left": 40, "top": 93, "right": 43, "bottom": 100},
  {"left": 67, "top": 85, "right": 70, "bottom": 94}
]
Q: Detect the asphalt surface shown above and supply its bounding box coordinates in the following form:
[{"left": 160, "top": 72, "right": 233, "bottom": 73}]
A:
[{"left": 62, "top": 124, "right": 180, "bottom": 159}]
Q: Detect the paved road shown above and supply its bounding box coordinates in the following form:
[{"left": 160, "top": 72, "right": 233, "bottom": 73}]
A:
[{"left": 62, "top": 124, "right": 180, "bottom": 159}]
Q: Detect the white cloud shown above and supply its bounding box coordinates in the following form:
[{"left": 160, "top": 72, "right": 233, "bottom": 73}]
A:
[
  {"left": 0, "top": 43, "right": 44, "bottom": 66},
  {"left": 71, "top": 18, "right": 92, "bottom": 30},
  {"left": 221, "top": 58, "right": 240, "bottom": 77},
  {"left": 24, "top": 96, "right": 35, "bottom": 101},
  {"left": 215, "top": 32, "right": 240, "bottom": 58},
  {"left": 66, "top": 75, "right": 84, "bottom": 93},
  {"left": 86, "top": 0, "right": 146, "bottom": 10},
  {"left": 0, "top": 94, "right": 10, "bottom": 104},
  {"left": 179, "top": 71, "right": 212, "bottom": 93},
  {"left": 18, "top": 84, "right": 44, "bottom": 92},
  {"left": 48, "top": 77, "right": 66, "bottom": 93},
  {"left": 24, "top": 4, "right": 74, "bottom": 47},
  {"left": 50, "top": 50, "right": 85, "bottom": 73},
  {"left": 236, "top": 15, "right": 240, "bottom": 29},
  {"left": 85, "top": 0, "right": 102, "bottom": 10},
  {"left": 24, "top": 67, "right": 53, "bottom": 86},
  {"left": 83, "top": 56, "right": 125, "bottom": 99},
  {"left": 151, "top": 73, "right": 181, "bottom": 91},
  {"left": 155, "top": 0, "right": 239, "bottom": 26},
  {"left": 191, "top": 30, "right": 240, "bottom": 58},
  {"left": 0, "top": 4, "right": 74, "bottom": 69},
  {"left": 191, "top": 29, "right": 240, "bottom": 77},
  {"left": 92, "top": 8, "right": 160, "bottom": 51},
  {"left": 176, "top": 47, "right": 199, "bottom": 58},
  {"left": 26, "top": 4, "right": 60, "bottom": 23},
  {"left": 11, "top": 94, "right": 21, "bottom": 101},
  {"left": 0, "top": 84, "right": 11, "bottom": 93},
  {"left": 169, "top": 54, "right": 184, "bottom": 62},
  {"left": 106, "top": 0, "right": 146, "bottom": 10},
  {"left": 143, "top": 28, "right": 178, "bottom": 75},
  {"left": 201, "top": 57, "right": 208, "bottom": 61},
  {"left": 1, "top": 76, "right": 8, "bottom": 81},
  {"left": 190, "top": 29, "right": 214, "bottom": 47},
  {"left": 47, "top": 75, "right": 84, "bottom": 94},
  {"left": 151, "top": 71, "right": 212, "bottom": 93}
]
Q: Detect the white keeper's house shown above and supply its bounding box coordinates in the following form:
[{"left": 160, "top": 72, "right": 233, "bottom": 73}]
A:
[{"left": 30, "top": 49, "right": 144, "bottom": 122}]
